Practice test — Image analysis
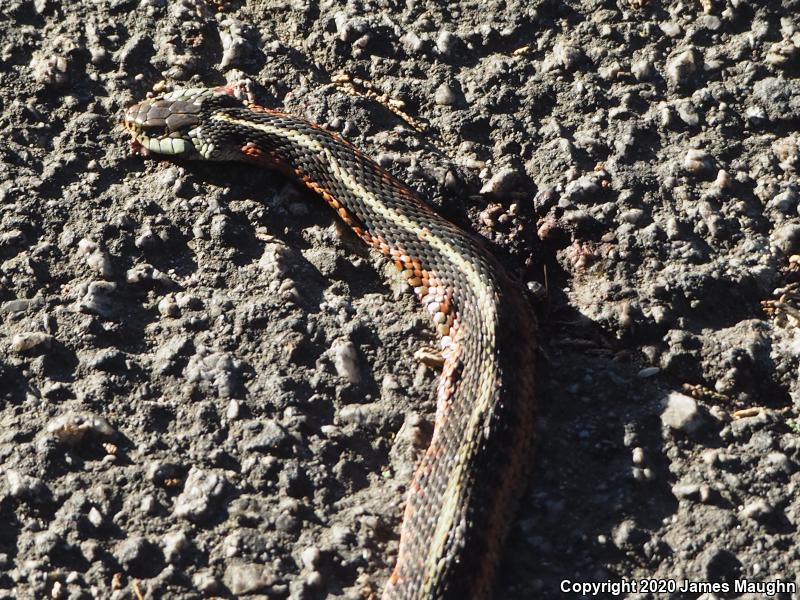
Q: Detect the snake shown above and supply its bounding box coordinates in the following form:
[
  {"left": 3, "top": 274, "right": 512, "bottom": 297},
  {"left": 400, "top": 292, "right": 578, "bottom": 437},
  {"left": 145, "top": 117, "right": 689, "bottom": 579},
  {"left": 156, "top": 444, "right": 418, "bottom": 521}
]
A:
[{"left": 122, "top": 85, "right": 538, "bottom": 599}]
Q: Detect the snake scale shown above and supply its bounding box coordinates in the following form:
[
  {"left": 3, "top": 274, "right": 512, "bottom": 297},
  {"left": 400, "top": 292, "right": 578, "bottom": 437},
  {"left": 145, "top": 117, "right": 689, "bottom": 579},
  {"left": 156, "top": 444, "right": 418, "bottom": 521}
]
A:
[{"left": 123, "top": 86, "right": 538, "bottom": 599}]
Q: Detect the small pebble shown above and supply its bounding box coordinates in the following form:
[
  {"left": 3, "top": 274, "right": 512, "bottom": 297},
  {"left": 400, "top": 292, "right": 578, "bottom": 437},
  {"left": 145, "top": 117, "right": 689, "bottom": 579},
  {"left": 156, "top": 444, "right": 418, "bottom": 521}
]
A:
[
  {"left": 766, "top": 40, "right": 798, "bottom": 67},
  {"left": 31, "top": 53, "right": 69, "bottom": 85},
  {"left": 672, "top": 483, "right": 700, "bottom": 500},
  {"left": 158, "top": 294, "right": 180, "bottom": 317},
  {"left": 331, "top": 339, "right": 361, "bottom": 383},
  {"left": 45, "top": 412, "right": 115, "bottom": 444},
  {"left": 226, "top": 399, "right": 240, "bottom": 420},
  {"left": 683, "top": 148, "right": 714, "bottom": 174},
  {"left": 400, "top": 32, "right": 423, "bottom": 54},
  {"left": 300, "top": 546, "right": 320, "bottom": 569},
  {"left": 771, "top": 222, "right": 800, "bottom": 254},
  {"left": 223, "top": 563, "right": 275, "bottom": 595},
  {"left": 436, "top": 30, "right": 458, "bottom": 55},
  {"left": 115, "top": 536, "right": 156, "bottom": 569},
  {"left": 661, "top": 392, "right": 704, "bottom": 434},
  {"left": 11, "top": 332, "right": 53, "bottom": 353},
  {"left": 87, "top": 506, "right": 104, "bottom": 528},
  {"left": 666, "top": 49, "right": 698, "bottom": 87},
  {"left": 740, "top": 498, "right": 775, "bottom": 522},
  {"left": 185, "top": 347, "right": 240, "bottom": 398},
  {"left": 162, "top": 530, "right": 190, "bottom": 564},
  {"left": 434, "top": 83, "right": 457, "bottom": 106},
  {"left": 192, "top": 571, "right": 221, "bottom": 594},
  {"left": 6, "top": 469, "right": 48, "bottom": 500},
  {"left": 305, "top": 570, "right": 324, "bottom": 588},
  {"left": 77, "top": 281, "right": 116, "bottom": 318},
  {"left": 676, "top": 100, "right": 700, "bottom": 126},
  {"left": 637, "top": 366, "right": 660, "bottom": 378},
  {"left": 480, "top": 168, "right": 518, "bottom": 195},
  {"left": 243, "top": 420, "right": 291, "bottom": 454},
  {"left": 631, "top": 58, "right": 654, "bottom": 80},
  {"left": 173, "top": 468, "right": 227, "bottom": 522}
]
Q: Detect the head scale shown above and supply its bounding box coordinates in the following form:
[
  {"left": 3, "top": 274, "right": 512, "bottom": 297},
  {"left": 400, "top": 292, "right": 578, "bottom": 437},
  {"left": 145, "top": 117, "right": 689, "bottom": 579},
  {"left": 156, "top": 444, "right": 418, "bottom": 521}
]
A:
[{"left": 122, "top": 86, "right": 246, "bottom": 160}]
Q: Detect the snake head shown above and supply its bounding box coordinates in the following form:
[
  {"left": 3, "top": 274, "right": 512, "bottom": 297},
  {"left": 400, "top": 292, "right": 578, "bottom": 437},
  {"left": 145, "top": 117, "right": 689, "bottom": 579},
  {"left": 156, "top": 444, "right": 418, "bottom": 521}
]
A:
[{"left": 123, "top": 86, "right": 245, "bottom": 160}]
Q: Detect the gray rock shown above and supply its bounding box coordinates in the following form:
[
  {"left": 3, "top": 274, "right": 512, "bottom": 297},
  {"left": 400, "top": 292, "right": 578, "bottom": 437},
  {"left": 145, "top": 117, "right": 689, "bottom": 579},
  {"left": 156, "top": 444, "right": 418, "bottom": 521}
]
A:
[
  {"left": 162, "top": 530, "right": 190, "bottom": 564},
  {"left": 184, "top": 347, "right": 240, "bottom": 398},
  {"left": 1, "top": 297, "right": 44, "bottom": 315},
  {"left": 115, "top": 536, "right": 158, "bottom": 569},
  {"left": 740, "top": 498, "right": 776, "bottom": 522},
  {"left": 152, "top": 335, "right": 191, "bottom": 376},
  {"left": 77, "top": 281, "right": 116, "bottom": 318},
  {"left": 33, "top": 531, "right": 62, "bottom": 557},
  {"left": 223, "top": 563, "right": 275, "bottom": 595},
  {"left": 434, "top": 83, "right": 458, "bottom": 106},
  {"left": 436, "top": 30, "right": 458, "bottom": 55},
  {"left": 173, "top": 468, "right": 227, "bottom": 522},
  {"left": 612, "top": 519, "right": 646, "bottom": 549},
  {"left": 45, "top": 411, "right": 116, "bottom": 444},
  {"left": 10, "top": 332, "right": 53, "bottom": 353},
  {"left": 666, "top": 49, "right": 698, "bottom": 87},
  {"left": 6, "top": 469, "right": 49, "bottom": 501},
  {"left": 480, "top": 168, "right": 519, "bottom": 195},
  {"left": 330, "top": 340, "right": 361, "bottom": 383},
  {"left": 771, "top": 222, "right": 800, "bottom": 254},
  {"left": 244, "top": 420, "right": 291, "bottom": 454},
  {"left": 661, "top": 392, "right": 704, "bottom": 433},
  {"left": 753, "top": 77, "right": 800, "bottom": 124}
]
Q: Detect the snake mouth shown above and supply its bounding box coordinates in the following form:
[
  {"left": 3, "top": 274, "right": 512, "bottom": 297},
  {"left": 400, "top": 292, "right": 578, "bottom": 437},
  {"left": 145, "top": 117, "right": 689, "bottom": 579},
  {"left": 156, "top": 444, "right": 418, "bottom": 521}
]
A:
[
  {"left": 122, "top": 111, "right": 195, "bottom": 157},
  {"left": 126, "top": 129, "right": 192, "bottom": 156}
]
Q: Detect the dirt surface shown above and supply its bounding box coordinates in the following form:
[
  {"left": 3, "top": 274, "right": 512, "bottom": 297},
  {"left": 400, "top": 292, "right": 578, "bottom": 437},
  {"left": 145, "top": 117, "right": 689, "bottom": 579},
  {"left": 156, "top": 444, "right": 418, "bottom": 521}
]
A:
[{"left": 2, "top": 0, "right": 800, "bottom": 598}]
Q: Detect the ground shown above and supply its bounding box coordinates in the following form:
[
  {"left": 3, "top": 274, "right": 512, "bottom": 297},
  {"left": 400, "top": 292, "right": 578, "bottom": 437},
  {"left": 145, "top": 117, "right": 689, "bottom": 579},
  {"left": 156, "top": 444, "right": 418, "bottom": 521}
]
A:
[{"left": 1, "top": 0, "right": 800, "bottom": 598}]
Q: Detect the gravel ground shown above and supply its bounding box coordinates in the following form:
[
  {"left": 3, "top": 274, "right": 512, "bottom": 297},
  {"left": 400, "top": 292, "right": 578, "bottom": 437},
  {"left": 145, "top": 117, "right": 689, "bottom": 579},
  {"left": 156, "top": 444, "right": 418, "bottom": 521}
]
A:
[{"left": 2, "top": 0, "right": 800, "bottom": 598}]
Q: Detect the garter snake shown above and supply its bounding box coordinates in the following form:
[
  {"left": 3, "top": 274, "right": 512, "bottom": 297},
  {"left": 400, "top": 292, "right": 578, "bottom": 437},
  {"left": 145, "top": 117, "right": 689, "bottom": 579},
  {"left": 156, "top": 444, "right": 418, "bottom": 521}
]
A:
[{"left": 123, "top": 85, "right": 538, "bottom": 599}]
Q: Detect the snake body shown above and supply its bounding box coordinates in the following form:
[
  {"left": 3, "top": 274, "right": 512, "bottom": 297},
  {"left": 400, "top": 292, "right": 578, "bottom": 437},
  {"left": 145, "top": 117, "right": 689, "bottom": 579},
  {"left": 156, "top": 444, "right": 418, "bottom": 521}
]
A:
[{"left": 123, "top": 86, "right": 538, "bottom": 599}]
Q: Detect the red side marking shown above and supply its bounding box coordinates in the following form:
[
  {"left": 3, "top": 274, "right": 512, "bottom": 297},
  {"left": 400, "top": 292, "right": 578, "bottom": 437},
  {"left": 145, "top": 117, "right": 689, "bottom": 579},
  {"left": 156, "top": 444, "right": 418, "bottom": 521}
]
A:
[
  {"left": 213, "top": 85, "right": 237, "bottom": 97},
  {"left": 240, "top": 144, "right": 288, "bottom": 171},
  {"left": 241, "top": 144, "right": 263, "bottom": 158}
]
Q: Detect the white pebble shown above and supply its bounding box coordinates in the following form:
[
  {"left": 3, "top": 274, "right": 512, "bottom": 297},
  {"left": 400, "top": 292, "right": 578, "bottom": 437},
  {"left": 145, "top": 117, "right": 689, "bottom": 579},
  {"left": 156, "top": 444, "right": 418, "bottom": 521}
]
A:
[{"left": 331, "top": 340, "right": 361, "bottom": 383}]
